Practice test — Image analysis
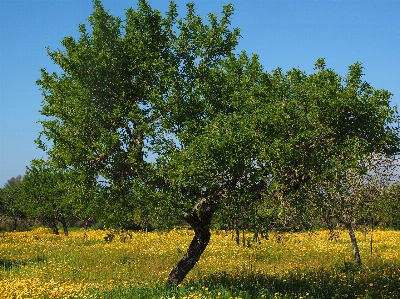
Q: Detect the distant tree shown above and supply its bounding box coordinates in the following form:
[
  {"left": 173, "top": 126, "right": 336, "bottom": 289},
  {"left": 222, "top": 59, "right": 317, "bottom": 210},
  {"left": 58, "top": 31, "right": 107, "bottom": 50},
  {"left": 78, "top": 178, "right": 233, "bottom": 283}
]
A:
[
  {"left": 304, "top": 154, "right": 397, "bottom": 265},
  {"left": 374, "top": 180, "right": 400, "bottom": 229},
  {"left": 19, "top": 160, "right": 74, "bottom": 236},
  {"left": 36, "top": 0, "right": 399, "bottom": 284},
  {"left": 0, "top": 176, "right": 25, "bottom": 231}
]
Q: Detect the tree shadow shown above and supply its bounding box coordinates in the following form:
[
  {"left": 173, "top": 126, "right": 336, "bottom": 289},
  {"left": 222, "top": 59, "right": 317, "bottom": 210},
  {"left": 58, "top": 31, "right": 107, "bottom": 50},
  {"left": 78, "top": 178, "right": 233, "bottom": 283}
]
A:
[
  {"left": 0, "top": 255, "right": 46, "bottom": 270},
  {"left": 0, "top": 258, "right": 26, "bottom": 270},
  {"left": 86, "top": 261, "right": 400, "bottom": 299},
  {"left": 185, "top": 262, "right": 400, "bottom": 298}
]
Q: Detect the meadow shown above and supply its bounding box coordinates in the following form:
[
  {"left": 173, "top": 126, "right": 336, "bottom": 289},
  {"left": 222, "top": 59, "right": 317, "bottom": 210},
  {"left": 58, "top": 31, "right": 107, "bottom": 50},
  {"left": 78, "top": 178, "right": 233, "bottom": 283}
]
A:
[{"left": 0, "top": 227, "right": 399, "bottom": 299}]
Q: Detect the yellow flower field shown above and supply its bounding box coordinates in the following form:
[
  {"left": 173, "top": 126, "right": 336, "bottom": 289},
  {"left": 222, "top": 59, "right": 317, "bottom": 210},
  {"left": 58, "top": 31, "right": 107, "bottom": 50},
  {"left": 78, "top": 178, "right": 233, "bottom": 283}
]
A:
[{"left": 0, "top": 227, "right": 399, "bottom": 298}]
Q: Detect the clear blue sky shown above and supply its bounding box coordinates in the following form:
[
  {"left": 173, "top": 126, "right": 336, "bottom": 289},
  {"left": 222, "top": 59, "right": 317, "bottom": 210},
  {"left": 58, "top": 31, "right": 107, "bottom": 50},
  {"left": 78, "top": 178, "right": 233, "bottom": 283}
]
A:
[{"left": 1, "top": 0, "right": 399, "bottom": 187}]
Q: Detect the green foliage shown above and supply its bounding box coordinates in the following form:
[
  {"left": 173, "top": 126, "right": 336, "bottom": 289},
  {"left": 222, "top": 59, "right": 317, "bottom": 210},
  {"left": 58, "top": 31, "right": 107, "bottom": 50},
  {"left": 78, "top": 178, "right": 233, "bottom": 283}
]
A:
[
  {"left": 164, "top": 54, "right": 400, "bottom": 231},
  {"left": 36, "top": 0, "right": 241, "bottom": 225},
  {"left": 18, "top": 160, "right": 74, "bottom": 233},
  {"left": 373, "top": 183, "right": 400, "bottom": 228}
]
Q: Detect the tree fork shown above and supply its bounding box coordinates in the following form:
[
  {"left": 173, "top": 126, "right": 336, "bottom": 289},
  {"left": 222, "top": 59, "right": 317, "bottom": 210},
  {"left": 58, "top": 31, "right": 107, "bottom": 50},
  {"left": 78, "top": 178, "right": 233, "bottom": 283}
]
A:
[{"left": 167, "top": 200, "right": 214, "bottom": 285}]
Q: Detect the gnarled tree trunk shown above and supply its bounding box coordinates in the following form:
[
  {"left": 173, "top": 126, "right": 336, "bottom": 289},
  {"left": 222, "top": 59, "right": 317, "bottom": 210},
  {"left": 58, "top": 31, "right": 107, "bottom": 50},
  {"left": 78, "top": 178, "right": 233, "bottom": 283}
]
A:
[{"left": 167, "top": 200, "right": 214, "bottom": 285}]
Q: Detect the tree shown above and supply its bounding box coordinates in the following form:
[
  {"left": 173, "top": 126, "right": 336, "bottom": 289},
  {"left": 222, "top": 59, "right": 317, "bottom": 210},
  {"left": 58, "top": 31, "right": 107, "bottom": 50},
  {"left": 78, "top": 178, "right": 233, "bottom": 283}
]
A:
[
  {"left": 36, "top": 0, "right": 399, "bottom": 284},
  {"left": 0, "top": 176, "right": 25, "bottom": 231},
  {"left": 19, "top": 160, "right": 74, "bottom": 236},
  {"left": 250, "top": 60, "right": 399, "bottom": 265},
  {"left": 301, "top": 154, "right": 397, "bottom": 265},
  {"left": 37, "top": 0, "right": 240, "bottom": 283},
  {"left": 371, "top": 169, "right": 400, "bottom": 229},
  {"left": 251, "top": 61, "right": 400, "bottom": 265},
  {"left": 160, "top": 57, "right": 399, "bottom": 272}
]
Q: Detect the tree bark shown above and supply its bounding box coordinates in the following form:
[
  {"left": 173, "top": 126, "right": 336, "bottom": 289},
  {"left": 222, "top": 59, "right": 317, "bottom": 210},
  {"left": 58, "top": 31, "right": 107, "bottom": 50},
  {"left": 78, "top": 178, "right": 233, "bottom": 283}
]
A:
[
  {"left": 49, "top": 219, "right": 59, "bottom": 235},
  {"left": 167, "top": 200, "right": 214, "bottom": 285},
  {"left": 345, "top": 221, "right": 362, "bottom": 265},
  {"left": 12, "top": 215, "right": 17, "bottom": 231},
  {"left": 235, "top": 222, "right": 240, "bottom": 246},
  {"left": 82, "top": 217, "right": 90, "bottom": 242},
  {"left": 58, "top": 216, "right": 69, "bottom": 236},
  {"left": 370, "top": 217, "right": 374, "bottom": 256}
]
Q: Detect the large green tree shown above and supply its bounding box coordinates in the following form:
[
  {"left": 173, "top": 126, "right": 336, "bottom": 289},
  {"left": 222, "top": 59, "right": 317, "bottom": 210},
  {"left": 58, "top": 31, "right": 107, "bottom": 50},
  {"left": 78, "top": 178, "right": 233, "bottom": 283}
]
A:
[
  {"left": 160, "top": 57, "right": 400, "bottom": 271},
  {"left": 36, "top": 0, "right": 241, "bottom": 284},
  {"left": 36, "top": 0, "right": 399, "bottom": 284}
]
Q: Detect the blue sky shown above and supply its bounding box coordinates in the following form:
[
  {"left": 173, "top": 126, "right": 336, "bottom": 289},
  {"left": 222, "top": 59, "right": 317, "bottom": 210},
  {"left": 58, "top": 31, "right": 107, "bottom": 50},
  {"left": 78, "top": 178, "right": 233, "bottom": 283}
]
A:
[{"left": 1, "top": 0, "right": 399, "bottom": 187}]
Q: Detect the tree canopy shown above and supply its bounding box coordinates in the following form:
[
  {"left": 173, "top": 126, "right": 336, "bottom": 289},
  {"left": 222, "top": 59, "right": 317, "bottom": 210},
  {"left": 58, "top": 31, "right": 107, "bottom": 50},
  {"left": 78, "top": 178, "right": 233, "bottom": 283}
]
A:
[{"left": 36, "top": 0, "right": 399, "bottom": 284}]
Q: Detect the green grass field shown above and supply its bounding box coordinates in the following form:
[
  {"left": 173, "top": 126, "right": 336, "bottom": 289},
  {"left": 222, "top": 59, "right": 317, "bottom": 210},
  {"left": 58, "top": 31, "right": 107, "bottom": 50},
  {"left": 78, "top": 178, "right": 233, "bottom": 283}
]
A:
[{"left": 0, "top": 227, "right": 399, "bottom": 298}]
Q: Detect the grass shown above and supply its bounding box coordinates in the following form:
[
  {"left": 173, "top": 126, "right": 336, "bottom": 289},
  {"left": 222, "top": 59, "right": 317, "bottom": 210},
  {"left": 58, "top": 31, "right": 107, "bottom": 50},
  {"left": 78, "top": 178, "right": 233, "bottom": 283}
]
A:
[{"left": 0, "top": 227, "right": 399, "bottom": 298}]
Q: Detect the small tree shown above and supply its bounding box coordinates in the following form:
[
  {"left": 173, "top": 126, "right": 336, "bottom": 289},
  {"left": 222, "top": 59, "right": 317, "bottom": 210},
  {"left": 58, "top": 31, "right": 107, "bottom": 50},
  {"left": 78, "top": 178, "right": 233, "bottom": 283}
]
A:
[
  {"left": 306, "top": 154, "right": 397, "bottom": 265},
  {"left": 20, "top": 160, "right": 74, "bottom": 236},
  {"left": 373, "top": 179, "right": 400, "bottom": 229},
  {"left": 0, "top": 176, "right": 25, "bottom": 231},
  {"left": 368, "top": 158, "right": 400, "bottom": 228}
]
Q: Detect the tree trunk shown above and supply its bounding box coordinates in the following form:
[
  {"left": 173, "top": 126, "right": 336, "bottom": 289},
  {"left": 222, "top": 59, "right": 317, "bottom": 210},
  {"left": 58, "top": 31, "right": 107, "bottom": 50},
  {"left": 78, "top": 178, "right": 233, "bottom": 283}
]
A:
[
  {"left": 370, "top": 217, "right": 374, "bottom": 256},
  {"left": 50, "top": 219, "right": 59, "bottom": 235},
  {"left": 167, "top": 200, "right": 214, "bottom": 285},
  {"left": 58, "top": 216, "right": 69, "bottom": 236},
  {"left": 82, "top": 226, "right": 88, "bottom": 242},
  {"left": 82, "top": 217, "right": 90, "bottom": 242},
  {"left": 345, "top": 221, "right": 362, "bottom": 265},
  {"left": 12, "top": 215, "right": 17, "bottom": 231},
  {"left": 235, "top": 222, "right": 240, "bottom": 246}
]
